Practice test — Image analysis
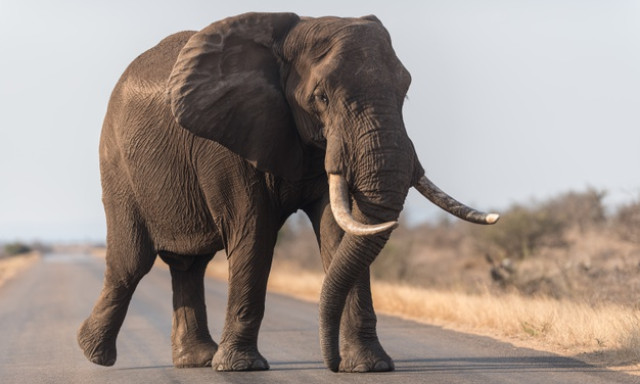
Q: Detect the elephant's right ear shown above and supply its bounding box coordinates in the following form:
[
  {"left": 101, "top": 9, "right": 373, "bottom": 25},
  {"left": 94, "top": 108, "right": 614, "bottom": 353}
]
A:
[{"left": 167, "top": 12, "right": 305, "bottom": 180}]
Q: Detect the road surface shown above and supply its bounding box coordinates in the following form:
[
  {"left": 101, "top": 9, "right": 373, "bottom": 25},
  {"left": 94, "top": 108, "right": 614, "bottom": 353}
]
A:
[{"left": 0, "top": 253, "right": 636, "bottom": 384}]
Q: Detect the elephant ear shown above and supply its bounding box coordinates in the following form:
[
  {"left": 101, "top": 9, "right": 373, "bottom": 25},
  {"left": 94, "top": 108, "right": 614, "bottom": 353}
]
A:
[{"left": 168, "top": 12, "right": 305, "bottom": 180}]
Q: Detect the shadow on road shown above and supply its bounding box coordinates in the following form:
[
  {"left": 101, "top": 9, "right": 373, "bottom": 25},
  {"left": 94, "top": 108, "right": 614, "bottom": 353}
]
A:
[
  {"left": 116, "top": 365, "right": 175, "bottom": 371},
  {"left": 393, "top": 356, "right": 607, "bottom": 374},
  {"left": 109, "top": 356, "right": 631, "bottom": 376},
  {"left": 268, "top": 361, "right": 325, "bottom": 371}
]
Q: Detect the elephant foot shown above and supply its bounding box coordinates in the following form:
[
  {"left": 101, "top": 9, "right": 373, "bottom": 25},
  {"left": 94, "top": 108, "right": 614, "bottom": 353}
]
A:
[
  {"left": 212, "top": 344, "right": 270, "bottom": 371},
  {"left": 339, "top": 342, "right": 395, "bottom": 373},
  {"left": 173, "top": 341, "right": 218, "bottom": 368},
  {"left": 77, "top": 318, "right": 117, "bottom": 366}
]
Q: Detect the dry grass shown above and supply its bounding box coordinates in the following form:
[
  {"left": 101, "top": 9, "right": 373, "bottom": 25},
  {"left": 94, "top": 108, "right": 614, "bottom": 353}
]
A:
[
  {"left": 0, "top": 252, "right": 40, "bottom": 289},
  {"left": 204, "top": 257, "right": 640, "bottom": 375},
  {"left": 370, "top": 281, "right": 640, "bottom": 372}
]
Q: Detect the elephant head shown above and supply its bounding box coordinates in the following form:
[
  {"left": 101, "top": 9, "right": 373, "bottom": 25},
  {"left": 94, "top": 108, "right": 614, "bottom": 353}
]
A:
[{"left": 167, "top": 12, "right": 498, "bottom": 371}]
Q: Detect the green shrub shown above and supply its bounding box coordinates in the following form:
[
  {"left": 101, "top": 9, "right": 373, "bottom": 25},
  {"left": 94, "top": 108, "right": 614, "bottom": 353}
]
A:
[
  {"left": 614, "top": 199, "right": 640, "bottom": 243},
  {"left": 3, "top": 242, "right": 32, "bottom": 256},
  {"left": 469, "top": 202, "right": 568, "bottom": 261},
  {"left": 542, "top": 188, "right": 607, "bottom": 232}
]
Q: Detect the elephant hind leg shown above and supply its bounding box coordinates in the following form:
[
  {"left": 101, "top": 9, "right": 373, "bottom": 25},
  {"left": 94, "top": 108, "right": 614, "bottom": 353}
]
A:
[
  {"left": 78, "top": 198, "right": 155, "bottom": 366},
  {"left": 160, "top": 252, "right": 218, "bottom": 368}
]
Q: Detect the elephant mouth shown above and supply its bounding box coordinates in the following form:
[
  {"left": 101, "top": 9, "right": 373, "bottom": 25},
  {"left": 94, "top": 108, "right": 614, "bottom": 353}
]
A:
[{"left": 328, "top": 173, "right": 499, "bottom": 236}]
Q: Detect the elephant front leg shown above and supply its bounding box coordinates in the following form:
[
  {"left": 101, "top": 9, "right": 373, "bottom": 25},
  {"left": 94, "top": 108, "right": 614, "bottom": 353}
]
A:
[
  {"left": 339, "top": 272, "right": 394, "bottom": 372},
  {"left": 163, "top": 253, "right": 218, "bottom": 368},
  {"left": 212, "top": 235, "right": 275, "bottom": 371}
]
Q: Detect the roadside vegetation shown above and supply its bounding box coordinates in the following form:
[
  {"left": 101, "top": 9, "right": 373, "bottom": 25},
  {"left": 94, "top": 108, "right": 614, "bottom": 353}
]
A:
[
  {"left": 0, "top": 242, "right": 40, "bottom": 288},
  {"left": 1, "top": 242, "right": 33, "bottom": 258},
  {"left": 208, "top": 188, "right": 640, "bottom": 372}
]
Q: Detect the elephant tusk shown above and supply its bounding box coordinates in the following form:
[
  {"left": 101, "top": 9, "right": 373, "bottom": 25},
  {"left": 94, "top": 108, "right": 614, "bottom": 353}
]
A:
[
  {"left": 328, "top": 173, "right": 398, "bottom": 236},
  {"left": 414, "top": 175, "right": 500, "bottom": 225}
]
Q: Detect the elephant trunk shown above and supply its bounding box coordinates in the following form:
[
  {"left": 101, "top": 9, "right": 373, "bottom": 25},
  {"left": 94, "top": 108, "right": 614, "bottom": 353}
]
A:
[
  {"left": 320, "top": 129, "right": 413, "bottom": 371},
  {"left": 319, "top": 232, "right": 388, "bottom": 371}
]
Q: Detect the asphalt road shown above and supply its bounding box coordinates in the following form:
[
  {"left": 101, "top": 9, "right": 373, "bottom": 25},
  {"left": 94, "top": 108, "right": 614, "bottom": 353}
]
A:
[{"left": 0, "top": 253, "right": 637, "bottom": 384}]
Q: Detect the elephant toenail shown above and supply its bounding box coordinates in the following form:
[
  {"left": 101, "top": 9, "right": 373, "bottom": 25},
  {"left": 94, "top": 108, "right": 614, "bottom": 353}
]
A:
[{"left": 251, "top": 359, "right": 267, "bottom": 370}]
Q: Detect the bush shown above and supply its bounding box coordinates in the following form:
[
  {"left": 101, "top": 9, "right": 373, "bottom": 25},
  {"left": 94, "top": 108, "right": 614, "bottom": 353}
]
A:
[
  {"left": 3, "top": 242, "right": 32, "bottom": 257},
  {"left": 470, "top": 202, "right": 568, "bottom": 261},
  {"left": 542, "top": 188, "right": 607, "bottom": 232},
  {"left": 613, "top": 199, "right": 640, "bottom": 243},
  {"left": 370, "top": 234, "right": 413, "bottom": 282}
]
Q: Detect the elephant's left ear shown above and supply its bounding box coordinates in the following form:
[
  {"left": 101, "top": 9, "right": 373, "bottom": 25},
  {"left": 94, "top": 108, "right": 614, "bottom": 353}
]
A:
[{"left": 167, "top": 12, "right": 306, "bottom": 180}]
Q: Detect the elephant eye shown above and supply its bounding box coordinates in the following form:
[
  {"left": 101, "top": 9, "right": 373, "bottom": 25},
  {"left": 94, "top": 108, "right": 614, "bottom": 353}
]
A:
[{"left": 312, "top": 91, "right": 329, "bottom": 106}]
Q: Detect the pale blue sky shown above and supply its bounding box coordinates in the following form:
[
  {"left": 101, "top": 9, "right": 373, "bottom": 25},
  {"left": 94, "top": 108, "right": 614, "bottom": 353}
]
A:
[{"left": 1, "top": 1, "right": 639, "bottom": 242}]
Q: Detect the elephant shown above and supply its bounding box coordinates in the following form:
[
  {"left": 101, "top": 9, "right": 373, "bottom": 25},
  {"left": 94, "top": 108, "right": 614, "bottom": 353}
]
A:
[{"left": 78, "top": 12, "right": 499, "bottom": 373}]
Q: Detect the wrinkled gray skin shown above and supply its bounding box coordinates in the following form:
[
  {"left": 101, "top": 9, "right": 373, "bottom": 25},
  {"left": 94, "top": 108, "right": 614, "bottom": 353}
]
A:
[{"left": 78, "top": 12, "right": 490, "bottom": 373}]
